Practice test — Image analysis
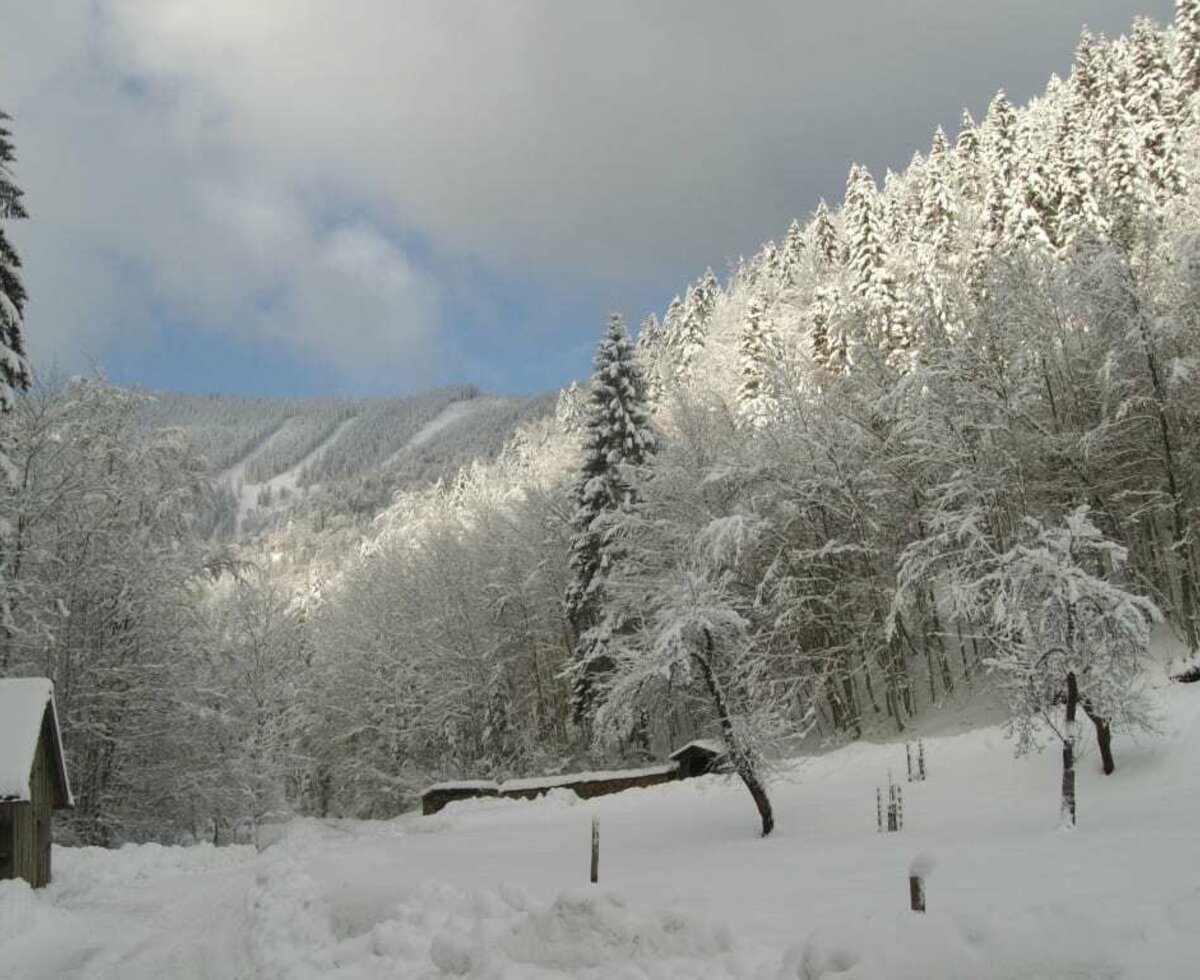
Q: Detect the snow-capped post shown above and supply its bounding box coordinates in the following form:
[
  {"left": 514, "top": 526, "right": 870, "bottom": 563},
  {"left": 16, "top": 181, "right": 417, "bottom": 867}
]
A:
[
  {"left": 876, "top": 786, "right": 883, "bottom": 832},
  {"left": 590, "top": 816, "right": 599, "bottom": 884},
  {"left": 909, "top": 855, "right": 935, "bottom": 913},
  {"left": 906, "top": 743, "right": 913, "bottom": 782},
  {"left": 918, "top": 740, "right": 926, "bottom": 780}
]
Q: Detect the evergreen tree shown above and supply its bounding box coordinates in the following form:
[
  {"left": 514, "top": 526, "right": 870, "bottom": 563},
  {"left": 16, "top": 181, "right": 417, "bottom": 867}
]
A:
[
  {"left": 954, "top": 109, "right": 984, "bottom": 202},
  {"left": 635, "top": 312, "right": 660, "bottom": 351},
  {"left": 982, "top": 90, "right": 1019, "bottom": 245},
  {"left": 1070, "top": 29, "right": 1103, "bottom": 107},
  {"left": 676, "top": 269, "right": 720, "bottom": 383},
  {"left": 844, "top": 164, "right": 911, "bottom": 361},
  {"left": 920, "top": 127, "right": 958, "bottom": 259},
  {"left": 782, "top": 219, "right": 806, "bottom": 284},
  {"left": 1129, "top": 18, "right": 1186, "bottom": 200},
  {"left": 565, "top": 314, "right": 657, "bottom": 726},
  {"left": 810, "top": 286, "right": 841, "bottom": 370},
  {"left": 1054, "top": 81, "right": 1108, "bottom": 251},
  {"left": 0, "top": 110, "right": 31, "bottom": 415},
  {"left": 737, "top": 297, "right": 779, "bottom": 425},
  {"left": 812, "top": 200, "right": 840, "bottom": 266},
  {"left": 1178, "top": 0, "right": 1200, "bottom": 98},
  {"left": 1102, "top": 65, "right": 1151, "bottom": 252},
  {"left": 636, "top": 313, "right": 665, "bottom": 404}
]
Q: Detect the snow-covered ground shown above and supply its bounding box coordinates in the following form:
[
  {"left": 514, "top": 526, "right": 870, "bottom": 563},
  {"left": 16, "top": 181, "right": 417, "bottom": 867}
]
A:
[{"left": 3, "top": 680, "right": 1199, "bottom": 978}]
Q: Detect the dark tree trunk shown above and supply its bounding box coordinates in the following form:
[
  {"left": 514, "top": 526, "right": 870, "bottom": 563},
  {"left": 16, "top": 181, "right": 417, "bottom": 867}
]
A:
[
  {"left": 1081, "top": 699, "right": 1115, "bottom": 775},
  {"left": 1061, "top": 671, "right": 1078, "bottom": 826},
  {"left": 694, "top": 630, "right": 775, "bottom": 837}
]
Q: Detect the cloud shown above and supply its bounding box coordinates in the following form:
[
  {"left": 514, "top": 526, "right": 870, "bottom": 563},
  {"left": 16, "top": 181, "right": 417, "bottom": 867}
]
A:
[
  {"left": 1, "top": 0, "right": 438, "bottom": 386},
  {"left": 0, "top": 0, "right": 1176, "bottom": 391}
]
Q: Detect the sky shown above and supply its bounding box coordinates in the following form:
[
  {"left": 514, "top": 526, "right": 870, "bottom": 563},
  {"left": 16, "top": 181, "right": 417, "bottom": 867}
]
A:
[{"left": 0, "top": 0, "right": 1178, "bottom": 399}]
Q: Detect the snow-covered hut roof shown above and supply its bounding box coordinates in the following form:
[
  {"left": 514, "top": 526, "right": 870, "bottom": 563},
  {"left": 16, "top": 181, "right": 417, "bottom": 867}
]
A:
[
  {"left": 499, "top": 763, "right": 679, "bottom": 793},
  {"left": 0, "top": 678, "right": 73, "bottom": 806},
  {"left": 669, "top": 739, "right": 726, "bottom": 761}
]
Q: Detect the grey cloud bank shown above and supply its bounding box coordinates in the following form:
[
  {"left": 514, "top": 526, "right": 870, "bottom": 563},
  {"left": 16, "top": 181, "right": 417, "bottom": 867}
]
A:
[{"left": 0, "top": 0, "right": 1175, "bottom": 390}]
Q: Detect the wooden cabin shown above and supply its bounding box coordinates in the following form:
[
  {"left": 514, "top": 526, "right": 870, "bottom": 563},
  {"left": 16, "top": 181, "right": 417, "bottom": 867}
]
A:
[
  {"left": 0, "top": 678, "right": 72, "bottom": 888},
  {"left": 669, "top": 739, "right": 727, "bottom": 779}
]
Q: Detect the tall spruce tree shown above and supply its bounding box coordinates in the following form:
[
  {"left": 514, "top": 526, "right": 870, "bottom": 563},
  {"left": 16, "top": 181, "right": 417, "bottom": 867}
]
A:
[
  {"left": 737, "top": 297, "right": 779, "bottom": 425},
  {"left": 1179, "top": 0, "right": 1200, "bottom": 98},
  {"left": 844, "top": 164, "right": 911, "bottom": 360},
  {"left": 812, "top": 200, "right": 840, "bottom": 266},
  {"left": 920, "top": 126, "right": 958, "bottom": 259},
  {"left": 0, "top": 111, "right": 31, "bottom": 415},
  {"left": 565, "top": 314, "right": 657, "bottom": 727}
]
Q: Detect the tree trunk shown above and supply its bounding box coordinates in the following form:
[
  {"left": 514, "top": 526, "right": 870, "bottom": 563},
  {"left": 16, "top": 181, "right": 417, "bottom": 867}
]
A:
[
  {"left": 694, "top": 630, "right": 775, "bottom": 837},
  {"left": 1061, "top": 671, "right": 1078, "bottom": 827},
  {"left": 1081, "top": 699, "right": 1115, "bottom": 775}
]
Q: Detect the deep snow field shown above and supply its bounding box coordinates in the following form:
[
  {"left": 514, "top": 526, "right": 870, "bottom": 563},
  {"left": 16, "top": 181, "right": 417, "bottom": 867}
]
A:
[{"left": 2, "top": 679, "right": 1199, "bottom": 979}]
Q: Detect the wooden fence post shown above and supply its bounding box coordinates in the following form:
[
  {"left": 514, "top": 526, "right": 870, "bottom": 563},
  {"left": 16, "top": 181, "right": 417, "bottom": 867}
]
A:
[
  {"left": 909, "top": 874, "right": 925, "bottom": 912},
  {"left": 590, "top": 816, "right": 599, "bottom": 884}
]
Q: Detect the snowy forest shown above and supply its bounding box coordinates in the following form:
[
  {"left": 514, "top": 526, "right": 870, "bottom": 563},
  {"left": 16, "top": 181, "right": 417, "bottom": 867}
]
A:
[{"left": 4, "top": 5, "right": 1200, "bottom": 847}]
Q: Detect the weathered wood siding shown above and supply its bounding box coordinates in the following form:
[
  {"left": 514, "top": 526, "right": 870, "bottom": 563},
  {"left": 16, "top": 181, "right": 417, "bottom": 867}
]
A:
[
  {"left": 502, "top": 768, "right": 679, "bottom": 803},
  {"left": 422, "top": 785, "right": 501, "bottom": 816},
  {"left": 3, "top": 724, "right": 56, "bottom": 887}
]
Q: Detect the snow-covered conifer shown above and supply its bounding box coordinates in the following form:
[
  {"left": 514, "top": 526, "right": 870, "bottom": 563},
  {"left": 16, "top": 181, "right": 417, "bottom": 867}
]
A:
[
  {"left": 0, "top": 111, "right": 31, "bottom": 417},
  {"left": 1128, "top": 18, "right": 1187, "bottom": 201},
  {"left": 954, "top": 109, "right": 984, "bottom": 202},
  {"left": 565, "top": 314, "right": 657, "bottom": 725},
  {"left": 844, "top": 165, "right": 911, "bottom": 361},
  {"left": 782, "top": 219, "right": 806, "bottom": 284},
  {"left": 675, "top": 269, "right": 720, "bottom": 384},
  {"left": 1178, "top": 0, "right": 1200, "bottom": 98},
  {"left": 920, "top": 127, "right": 958, "bottom": 259},
  {"left": 812, "top": 200, "right": 840, "bottom": 266},
  {"left": 736, "top": 297, "right": 779, "bottom": 425}
]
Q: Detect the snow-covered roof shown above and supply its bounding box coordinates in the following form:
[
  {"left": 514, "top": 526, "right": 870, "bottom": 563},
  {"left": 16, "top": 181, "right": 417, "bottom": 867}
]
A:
[
  {"left": 0, "top": 678, "right": 73, "bottom": 806},
  {"left": 500, "top": 763, "right": 679, "bottom": 793},
  {"left": 669, "top": 739, "right": 727, "bottom": 760}
]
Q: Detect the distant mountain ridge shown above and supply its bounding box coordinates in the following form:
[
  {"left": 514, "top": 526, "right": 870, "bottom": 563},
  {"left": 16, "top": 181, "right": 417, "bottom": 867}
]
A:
[{"left": 139, "top": 385, "right": 556, "bottom": 537}]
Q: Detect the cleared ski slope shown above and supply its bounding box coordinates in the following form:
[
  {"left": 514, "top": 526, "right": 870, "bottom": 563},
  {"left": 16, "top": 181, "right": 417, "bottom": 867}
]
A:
[{"left": 2, "top": 678, "right": 1198, "bottom": 978}]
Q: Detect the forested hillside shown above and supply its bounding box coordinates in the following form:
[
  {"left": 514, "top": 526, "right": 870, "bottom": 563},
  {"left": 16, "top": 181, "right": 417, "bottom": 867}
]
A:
[
  {"left": 139, "top": 386, "right": 553, "bottom": 537},
  {"left": 3, "top": 5, "right": 1200, "bottom": 844}
]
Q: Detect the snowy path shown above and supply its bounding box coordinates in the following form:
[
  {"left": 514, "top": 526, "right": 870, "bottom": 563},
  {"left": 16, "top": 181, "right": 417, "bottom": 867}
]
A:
[{"left": 4, "top": 681, "right": 1200, "bottom": 977}]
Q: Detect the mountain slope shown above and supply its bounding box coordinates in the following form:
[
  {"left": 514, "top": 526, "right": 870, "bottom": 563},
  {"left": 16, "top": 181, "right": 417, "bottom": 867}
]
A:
[{"left": 140, "top": 386, "right": 555, "bottom": 537}]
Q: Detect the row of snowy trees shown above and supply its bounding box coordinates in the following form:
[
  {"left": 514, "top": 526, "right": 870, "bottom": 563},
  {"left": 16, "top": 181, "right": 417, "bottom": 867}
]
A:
[
  {"left": 191, "top": 6, "right": 1200, "bottom": 837},
  {"left": 5, "top": 6, "right": 1200, "bottom": 843}
]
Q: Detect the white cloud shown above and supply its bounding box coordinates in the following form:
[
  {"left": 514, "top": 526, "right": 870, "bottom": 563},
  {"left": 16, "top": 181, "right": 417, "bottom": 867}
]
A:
[{"left": 0, "top": 0, "right": 1176, "bottom": 388}]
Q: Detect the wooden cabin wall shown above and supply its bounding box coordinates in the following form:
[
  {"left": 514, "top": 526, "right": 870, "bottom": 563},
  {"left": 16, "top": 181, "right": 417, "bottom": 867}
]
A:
[
  {"left": 8, "top": 736, "right": 55, "bottom": 887},
  {"left": 0, "top": 806, "right": 13, "bottom": 880}
]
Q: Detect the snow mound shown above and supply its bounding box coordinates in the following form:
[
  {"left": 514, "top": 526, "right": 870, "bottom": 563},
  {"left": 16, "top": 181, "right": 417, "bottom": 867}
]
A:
[
  {"left": 247, "top": 865, "right": 745, "bottom": 979},
  {"left": 53, "top": 841, "right": 255, "bottom": 893},
  {"left": 499, "top": 891, "right": 738, "bottom": 974}
]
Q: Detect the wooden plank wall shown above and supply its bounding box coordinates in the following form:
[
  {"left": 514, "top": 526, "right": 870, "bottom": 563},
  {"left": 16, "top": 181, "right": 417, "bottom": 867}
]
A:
[{"left": 7, "top": 727, "right": 55, "bottom": 887}]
